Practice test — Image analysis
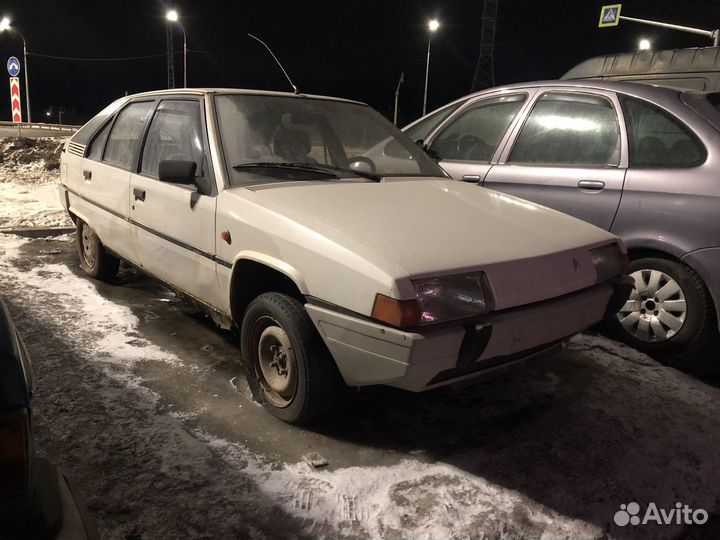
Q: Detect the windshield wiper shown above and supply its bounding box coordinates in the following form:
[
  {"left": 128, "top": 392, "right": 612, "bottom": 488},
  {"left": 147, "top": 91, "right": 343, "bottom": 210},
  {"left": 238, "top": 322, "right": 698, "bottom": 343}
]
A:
[
  {"left": 232, "top": 162, "right": 381, "bottom": 182},
  {"left": 232, "top": 162, "right": 340, "bottom": 178}
]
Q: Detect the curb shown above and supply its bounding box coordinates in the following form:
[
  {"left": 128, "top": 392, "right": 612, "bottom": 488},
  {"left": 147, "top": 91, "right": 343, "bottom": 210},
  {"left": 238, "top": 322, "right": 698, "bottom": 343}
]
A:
[{"left": 0, "top": 226, "right": 75, "bottom": 238}]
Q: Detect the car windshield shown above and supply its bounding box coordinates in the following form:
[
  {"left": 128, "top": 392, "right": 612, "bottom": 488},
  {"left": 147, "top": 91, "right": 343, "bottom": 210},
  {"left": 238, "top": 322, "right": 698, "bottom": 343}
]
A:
[{"left": 214, "top": 94, "right": 446, "bottom": 186}]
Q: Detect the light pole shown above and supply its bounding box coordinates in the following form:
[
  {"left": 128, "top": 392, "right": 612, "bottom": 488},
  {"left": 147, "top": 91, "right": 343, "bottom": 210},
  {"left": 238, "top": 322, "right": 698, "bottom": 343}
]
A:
[
  {"left": 423, "top": 19, "right": 439, "bottom": 116},
  {"left": 166, "top": 10, "right": 187, "bottom": 88},
  {"left": 0, "top": 17, "right": 31, "bottom": 122}
]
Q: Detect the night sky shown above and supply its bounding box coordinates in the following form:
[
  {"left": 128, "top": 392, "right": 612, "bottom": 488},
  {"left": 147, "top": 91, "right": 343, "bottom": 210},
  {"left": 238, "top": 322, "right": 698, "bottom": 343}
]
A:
[{"left": 1, "top": 0, "right": 719, "bottom": 126}]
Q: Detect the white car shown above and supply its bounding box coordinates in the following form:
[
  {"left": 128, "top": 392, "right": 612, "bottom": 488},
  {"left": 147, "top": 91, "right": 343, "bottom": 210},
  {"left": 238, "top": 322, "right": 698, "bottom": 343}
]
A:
[{"left": 59, "top": 89, "right": 631, "bottom": 424}]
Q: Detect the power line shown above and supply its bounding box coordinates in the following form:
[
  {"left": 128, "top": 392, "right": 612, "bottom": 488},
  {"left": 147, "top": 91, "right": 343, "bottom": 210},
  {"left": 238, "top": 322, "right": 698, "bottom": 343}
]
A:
[{"left": 27, "top": 52, "right": 168, "bottom": 61}]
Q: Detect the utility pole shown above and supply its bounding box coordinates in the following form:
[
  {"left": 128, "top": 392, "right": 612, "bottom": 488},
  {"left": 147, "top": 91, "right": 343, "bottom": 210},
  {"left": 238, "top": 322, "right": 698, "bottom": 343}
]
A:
[
  {"left": 471, "top": 0, "right": 499, "bottom": 92},
  {"left": 166, "top": 25, "right": 175, "bottom": 89}
]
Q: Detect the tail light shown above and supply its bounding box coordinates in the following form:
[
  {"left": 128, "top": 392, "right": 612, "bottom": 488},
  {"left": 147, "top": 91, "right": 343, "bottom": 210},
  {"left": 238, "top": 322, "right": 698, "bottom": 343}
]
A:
[{"left": 0, "top": 408, "right": 31, "bottom": 498}]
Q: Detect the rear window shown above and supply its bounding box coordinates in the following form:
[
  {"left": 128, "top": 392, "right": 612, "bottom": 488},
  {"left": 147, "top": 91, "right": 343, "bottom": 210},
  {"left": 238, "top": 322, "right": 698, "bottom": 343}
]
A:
[
  {"left": 70, "top": 98, "right": 127, "bottom": 147},
  {"left": 620, "top": 95, "right": 706, "bottom": 168}
]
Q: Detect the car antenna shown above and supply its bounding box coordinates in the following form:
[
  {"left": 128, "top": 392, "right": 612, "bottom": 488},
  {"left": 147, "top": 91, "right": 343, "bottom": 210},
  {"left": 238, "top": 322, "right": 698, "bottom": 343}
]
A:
[{"left": 247, "top": 34, "right": 299, "bottom": 94}]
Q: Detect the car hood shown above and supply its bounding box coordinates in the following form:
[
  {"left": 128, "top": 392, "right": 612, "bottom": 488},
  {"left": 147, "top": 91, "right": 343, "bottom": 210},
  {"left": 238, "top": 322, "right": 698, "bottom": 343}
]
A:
[
  {"left": 244, "top": 178, "right": 618, "bottom": 309},
  {"left": 249, "top": 178, "right": 614, "bottom": 271}
]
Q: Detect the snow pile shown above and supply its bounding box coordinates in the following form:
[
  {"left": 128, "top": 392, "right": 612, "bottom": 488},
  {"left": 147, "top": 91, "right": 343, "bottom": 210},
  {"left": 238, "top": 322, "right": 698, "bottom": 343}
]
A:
[{"left": 0, "top": 137, "right": 71, "bottom": 229}]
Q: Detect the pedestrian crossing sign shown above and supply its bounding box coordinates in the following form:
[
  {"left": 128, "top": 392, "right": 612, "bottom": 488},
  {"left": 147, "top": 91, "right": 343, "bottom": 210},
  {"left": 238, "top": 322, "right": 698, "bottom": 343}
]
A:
[{"left": 599, "top": 4, "right": 622, "bottom": 27}]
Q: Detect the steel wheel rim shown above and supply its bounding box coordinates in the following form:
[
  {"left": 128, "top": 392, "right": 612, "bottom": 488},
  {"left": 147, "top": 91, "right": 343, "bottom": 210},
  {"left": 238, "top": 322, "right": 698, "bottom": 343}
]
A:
[
  {"left": 616, "top": 268, "right": 687, "bottom": 343},
  {"left": 81, "top": 225, "right": 97, "bottom": 268},
  {"left": 252, "top": 316, "right": 297, "bottom": 408}
]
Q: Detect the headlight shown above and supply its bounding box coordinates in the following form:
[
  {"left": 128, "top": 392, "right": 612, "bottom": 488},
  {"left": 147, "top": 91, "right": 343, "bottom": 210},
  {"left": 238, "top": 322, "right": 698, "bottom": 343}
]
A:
[
  {"left": 412, "top": 271, "right": 494, "bottom": 324},
  {"left": 591, "top": 241, "right": 628, "bottom": 284}
]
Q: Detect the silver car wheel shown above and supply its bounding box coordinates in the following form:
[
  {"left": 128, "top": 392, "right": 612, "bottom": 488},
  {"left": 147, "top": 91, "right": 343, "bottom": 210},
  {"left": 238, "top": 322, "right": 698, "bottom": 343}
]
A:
[
  {"left": 80, "top": 225, "right": 98, "bottom": 269},
  {"left": 616, "top": 269, "right": 687, "bottom": 343},
  {"left": 254, "top": 317, "right": 298, "bottom": 408}
]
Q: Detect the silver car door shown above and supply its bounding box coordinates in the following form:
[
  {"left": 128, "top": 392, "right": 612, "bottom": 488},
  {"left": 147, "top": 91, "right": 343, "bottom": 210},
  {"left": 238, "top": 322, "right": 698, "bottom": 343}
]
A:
[
  {"left": 483, "top": 88, "right": 628, "bottom": 230},
  {"left": 424, "top": 90, "right": 538, "bottom": 184}
]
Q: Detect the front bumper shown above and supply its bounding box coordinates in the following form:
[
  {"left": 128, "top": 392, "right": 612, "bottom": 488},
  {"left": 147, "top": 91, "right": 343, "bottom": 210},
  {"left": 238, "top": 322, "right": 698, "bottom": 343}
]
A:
[{"left": 306, "top": 280, "right": 623, "bottom": 392}]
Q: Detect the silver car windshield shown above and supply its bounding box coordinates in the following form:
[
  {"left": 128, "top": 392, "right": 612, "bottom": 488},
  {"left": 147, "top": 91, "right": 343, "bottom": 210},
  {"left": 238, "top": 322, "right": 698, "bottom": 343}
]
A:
[{"left": 214, "top": 94, "right": 446, "bottom": 186}]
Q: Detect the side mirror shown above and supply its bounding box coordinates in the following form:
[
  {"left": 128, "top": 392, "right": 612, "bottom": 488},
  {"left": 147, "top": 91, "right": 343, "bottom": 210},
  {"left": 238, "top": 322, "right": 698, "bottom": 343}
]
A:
[{"left": 158, "top": 160, "right": 197, "bottom": 185}]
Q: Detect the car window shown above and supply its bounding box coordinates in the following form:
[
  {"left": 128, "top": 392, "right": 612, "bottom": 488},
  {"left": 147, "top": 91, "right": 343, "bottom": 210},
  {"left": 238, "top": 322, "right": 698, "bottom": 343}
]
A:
[
  {"left": 620, "top": 95, "right": 706, "bottom": 168},
  {"left": 404, "top": 101, "right": 465, "bottom": 143},
  {"left": 509, "top": 92, "right": 620, "bottom": 166},
  {"left": 428, "top": 94, "right": 526, "bottom": 163},
  {"left": 103, "top": 101, "right": 154, "bottom": 171},
  {"left": 87, "top": 120, "right": 112, "bottom": 161},
  {"left": 141, "top": 100, "right": 205, "bottom": 178}
]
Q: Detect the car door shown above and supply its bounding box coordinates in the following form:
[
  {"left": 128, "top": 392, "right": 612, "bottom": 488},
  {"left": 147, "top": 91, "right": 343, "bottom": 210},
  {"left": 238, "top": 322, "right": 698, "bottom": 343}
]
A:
[
  {"left": 483, "top": 89, "right": 628, "bottom": 230},
  {"left": 76, "top": 100, "right": 155, "bottom": 264},
  {"left": 129, "top": 97, "right": 222, "bottom": 308},
  {"left": 424, "top": 91, "right": 537, "bottom": 184}
]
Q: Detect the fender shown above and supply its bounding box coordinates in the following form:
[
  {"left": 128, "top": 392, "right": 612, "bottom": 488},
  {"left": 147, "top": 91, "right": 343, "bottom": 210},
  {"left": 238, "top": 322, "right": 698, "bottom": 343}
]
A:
[{"left": 231, "top": 250, "right": 309, "bottom": 295}]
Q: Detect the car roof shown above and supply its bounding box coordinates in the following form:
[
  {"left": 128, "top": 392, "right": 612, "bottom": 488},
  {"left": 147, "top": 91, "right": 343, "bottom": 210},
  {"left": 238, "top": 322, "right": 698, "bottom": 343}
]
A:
[
  {"left": 123, "top": 88, "right": 366, "bottom": 106},
  {"left": 562, "top": 47, "right": 720, "bottom": 80},
  {"left": 407, "top": 79, "right": 711, "bottom": 129}
]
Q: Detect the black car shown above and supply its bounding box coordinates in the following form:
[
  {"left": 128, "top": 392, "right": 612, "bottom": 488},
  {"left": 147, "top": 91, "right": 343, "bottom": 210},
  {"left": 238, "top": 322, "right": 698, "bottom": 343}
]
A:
[{"left": 0, "top": 296, "right": 96, "bottom": 540}]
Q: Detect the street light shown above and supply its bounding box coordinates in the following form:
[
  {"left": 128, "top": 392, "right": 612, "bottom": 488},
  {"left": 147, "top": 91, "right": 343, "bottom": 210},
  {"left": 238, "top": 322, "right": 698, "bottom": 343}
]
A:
[
  {"left": 166, "top": 9, "right": 187, "bottom": 88},
  {"left": 638, "top": 38, "right": 652, "bottom": 51},
  {"left": 0, "top": 17, "right": 31, "bottom": 122},
  {"left": 423, "top": 19, "right": 440, "bottom": 116}
]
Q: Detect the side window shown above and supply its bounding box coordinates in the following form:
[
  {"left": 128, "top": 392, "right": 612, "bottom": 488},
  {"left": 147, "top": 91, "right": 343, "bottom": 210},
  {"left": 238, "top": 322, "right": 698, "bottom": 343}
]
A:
[
  {"left": 428, "top": 95, "right": 526, "bottom": 162},
  {"left": 509, "top": 92, "right": 620, "bottom": 166},
  {"left": 87, "top": 120, "right": 112, "bottom": 161},
  {"left": 141, "top": 100, "right": 205, "bottom": 177},
  {"left": 405, "top": 101, "right": 465, "bottom": 143},
  {"left": 620, "top": 95, "right": 706, "bottom": 168},
  {"left": 103, "top": 101, "right": 154, "bottom": 170}
]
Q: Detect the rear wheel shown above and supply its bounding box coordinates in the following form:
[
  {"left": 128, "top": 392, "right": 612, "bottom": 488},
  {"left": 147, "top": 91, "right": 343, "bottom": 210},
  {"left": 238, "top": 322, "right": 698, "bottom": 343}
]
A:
[
  {"left": 75, "top": 219, "right": 119, "bottom": 281},
  {"left": 240, "top": 292, "right": 340, "bottom": 424},
  {"left": 606, "top": 257, "right": 715, "bottom": 363}
]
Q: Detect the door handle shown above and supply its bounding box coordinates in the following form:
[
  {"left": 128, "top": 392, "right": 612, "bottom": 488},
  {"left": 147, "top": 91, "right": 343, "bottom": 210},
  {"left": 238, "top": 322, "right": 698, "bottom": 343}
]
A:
[
  {"left": 133, "top": 188, "right": 146, "bottom": 201},
  {"left": 578, "top": 180, "right": 605, "bottom": 191},
  {"left": 462, "top": 175, "right": 481, "bottom": 183},
  {"left": 83, "top": 170, "right": 92, "bottom": 182}
]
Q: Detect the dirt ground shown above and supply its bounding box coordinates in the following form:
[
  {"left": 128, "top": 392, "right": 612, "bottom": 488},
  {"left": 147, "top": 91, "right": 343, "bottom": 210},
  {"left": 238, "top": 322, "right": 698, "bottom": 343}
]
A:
[{"left": 1, "top": 232, "right": 719, "bottom": 540}]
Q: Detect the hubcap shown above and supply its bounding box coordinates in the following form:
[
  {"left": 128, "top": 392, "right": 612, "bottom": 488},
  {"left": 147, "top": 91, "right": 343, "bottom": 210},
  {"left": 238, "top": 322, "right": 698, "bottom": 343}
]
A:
[
  {"left": 616, "top": 269, "right": 687, "bottom": 343},
  {"left": 81, "top": 225, "right": 97, "bottom": 268},
  {"left": 254, "top": 320, "right": 297, "bottom": 408}
]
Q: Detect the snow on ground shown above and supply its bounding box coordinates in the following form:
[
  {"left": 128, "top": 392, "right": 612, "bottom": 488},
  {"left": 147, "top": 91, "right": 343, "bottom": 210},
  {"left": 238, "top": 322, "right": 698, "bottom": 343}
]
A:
[{"left": 0, "top": 137, "right": 72, "bottom": 229}]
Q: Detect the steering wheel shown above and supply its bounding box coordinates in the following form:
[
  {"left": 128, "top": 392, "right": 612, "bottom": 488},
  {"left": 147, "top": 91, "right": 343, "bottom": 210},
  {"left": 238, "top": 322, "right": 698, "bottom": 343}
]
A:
[{"left": 346, "top": 156, "right": 377, "bottom": 174}]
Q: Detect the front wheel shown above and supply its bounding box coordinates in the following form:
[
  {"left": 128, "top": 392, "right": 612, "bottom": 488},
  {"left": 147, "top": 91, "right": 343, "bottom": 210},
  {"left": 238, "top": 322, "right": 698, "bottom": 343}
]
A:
[
  {"left": 240, "top": 292, "right": 340, "bottom": 424},
  {"left": 76, "top": 219, "right": 119, "bottom": 281},
  {"left": 606, "top": 257, "right": 715, "bottom": 363}
]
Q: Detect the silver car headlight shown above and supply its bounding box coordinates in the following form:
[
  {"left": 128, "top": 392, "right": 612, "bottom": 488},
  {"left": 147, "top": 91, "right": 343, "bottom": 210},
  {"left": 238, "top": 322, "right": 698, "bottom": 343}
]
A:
[
  {"left": 412, "top": 272, "right": 494, "bottom": 324},
  {"left": 591, "top": 241, "right": 629, "bottom": 284}
]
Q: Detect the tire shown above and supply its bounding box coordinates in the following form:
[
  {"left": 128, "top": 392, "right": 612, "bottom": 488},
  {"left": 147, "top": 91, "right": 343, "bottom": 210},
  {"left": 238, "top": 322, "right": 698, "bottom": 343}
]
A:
[
  {"left": 75, "top": 219, "right": 120, "bottom": 282},
  {"left": 240, "top": 292, "right": 340, "bottom": 424},
  {"left": 605, "top": 257, "right": 715, "bottom": 362}
]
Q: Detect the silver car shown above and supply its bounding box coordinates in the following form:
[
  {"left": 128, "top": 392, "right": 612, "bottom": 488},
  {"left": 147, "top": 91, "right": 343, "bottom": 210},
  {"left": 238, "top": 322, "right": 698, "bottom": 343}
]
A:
[{"left": 405, "top": 80, "right": 720, "bottom": 362}]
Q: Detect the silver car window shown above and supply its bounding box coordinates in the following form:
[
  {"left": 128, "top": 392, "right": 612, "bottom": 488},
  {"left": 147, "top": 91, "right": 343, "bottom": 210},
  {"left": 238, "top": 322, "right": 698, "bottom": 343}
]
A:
[
  {"left": 509, "top": 92, "right": 620, "bottom": 167},
  {"left": 405, "top": 101, "right": 465, "bottom": 143},
  {"left": 620, "top": 95, "right": 706, "bottom": 168},
  {"left": 428, "top": 94, "right": 526, "bottom": 163},
  {"left": 103, "top": 101, "right": 154, "bottom": 171},
  {"left": 141, "top": 100, "right": 205, "bottom": 178}
]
